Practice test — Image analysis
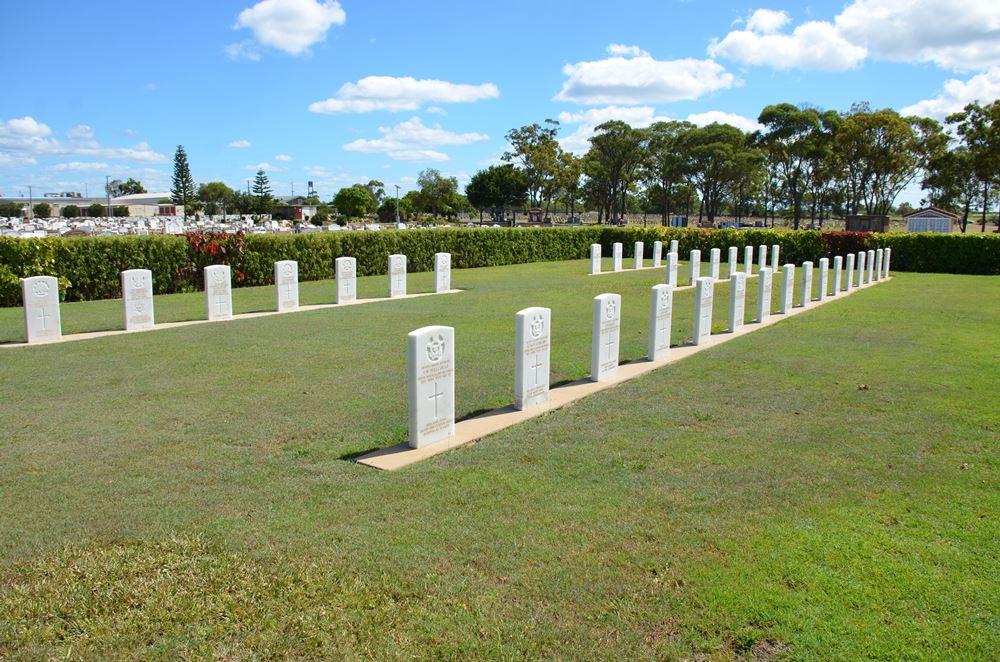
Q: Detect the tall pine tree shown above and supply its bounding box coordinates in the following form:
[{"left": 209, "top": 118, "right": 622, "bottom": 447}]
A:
[
  {"left": 171, "top": 145, "right": 196, "bottom": 222},
  {"left": 252, "top": 169, "right": 273, "bottom": 218}
]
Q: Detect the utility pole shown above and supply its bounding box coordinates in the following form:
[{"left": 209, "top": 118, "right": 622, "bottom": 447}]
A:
[
  {"left": 27, "top": 185, "right": 33, "bottom": 221},
  {"left": 105, "top": 175, "right": 111, "bottom": 221},
  {"left": 394, "top": 184, "right": 400, "bottom": 225}
]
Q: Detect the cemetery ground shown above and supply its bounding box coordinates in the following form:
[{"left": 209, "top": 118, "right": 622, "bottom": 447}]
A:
[{"left": 0, "top": 259, "right": 997, "bottom": 660}]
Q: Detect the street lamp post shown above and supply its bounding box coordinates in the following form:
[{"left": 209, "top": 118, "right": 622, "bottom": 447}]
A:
[
  {"left": 106, "top": 175, "right": 111, "bottom": 221},
  {"left": 394, "top": 184, "right": 400, "bottom": 225}
]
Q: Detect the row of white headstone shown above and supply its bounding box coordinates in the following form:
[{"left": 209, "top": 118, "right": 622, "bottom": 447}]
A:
[
  {"left": 591, "top": 240, "right": 785, "bottom": 279},
  {"left": 406, "top": 246, "right": 891, "bottom": 449},
  {"left": 18, "top": 252, "right": 454, "bottom": 344}
]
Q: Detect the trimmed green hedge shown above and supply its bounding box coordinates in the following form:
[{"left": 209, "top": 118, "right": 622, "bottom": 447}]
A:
[{"left": 1, "top": 227, "right": 997, "bottom": 306}]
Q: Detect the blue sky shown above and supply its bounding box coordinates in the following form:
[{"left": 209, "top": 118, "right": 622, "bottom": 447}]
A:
[{"left": 2, "top": 0, "right": 999, "bottom": 202}]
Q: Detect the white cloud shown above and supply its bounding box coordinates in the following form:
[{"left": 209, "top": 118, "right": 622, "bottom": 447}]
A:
[
  {"left": 1, "top": 116, "right": 168, "bottom": 168},
  {"left": 554, "top": 51, "right": 737, "bottom": 105},
  {"left": 557, "top": 106, "right": 671, "bottom": 153},
  {"left": 48, "top": 161, "right": 109, "bottom": 172},
  {"left": 66, "top": 125, "right": 94, "bottom": 140},
  {"left": 227, "top": 139, "right": 252, "bottom": 148},
  {"left": 275, "top": 153, "right": 293, "bottom": 161},
  {"left": 709, "top": 15, "right": 867, "bottom": 71},
  {"left": 901, "top": 67, "right": 1000, "bottom": 120},
  {"left": 835, "top": 0, "right": 1000, "bottom": 70},
  {"left": 606, "top": 43, "right": 650, "bottom": 58},
  {"left": 224, "top": 40, "right": 262, "bottom": 62},
  {"left": 343, "top": 117, "right": 488, "bottom": 161},
  {"left": 745, "top": 8, "right": 790, "bottom": 34},
  {"left": 234, "top": 0, "right": 345, "bottom": 56},
  {"left": 685, "top": 110, "right": 764, "bottom": 133},
  {"left": 308, "top": 76, "right": 499, "bottom": 113},
  {"left": 246, "top": 162, "right": 285, "bottom": 172}
]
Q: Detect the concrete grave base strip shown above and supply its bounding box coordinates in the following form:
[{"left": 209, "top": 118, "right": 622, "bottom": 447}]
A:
[
  {"left": 2, "top": 289, "right": 464, "bottom": 349},
  {"left": 357, "top": 277, "right": 890, "bottom": 471},
  {"left": 589, "top": 266, "right": 784, "bottom": 279}
]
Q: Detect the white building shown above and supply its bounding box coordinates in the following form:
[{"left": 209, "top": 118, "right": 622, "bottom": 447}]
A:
[{"left": 905, "top": 207, "right": 955, "bottom": 233}]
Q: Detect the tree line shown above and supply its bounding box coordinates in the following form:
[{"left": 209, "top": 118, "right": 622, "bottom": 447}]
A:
[{"left": 466, "top": 99, "right": 1000, "bottom": 233}]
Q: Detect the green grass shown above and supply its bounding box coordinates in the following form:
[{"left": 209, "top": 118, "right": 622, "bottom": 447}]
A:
[{"left": 0, "top": 259, "right": 997, "bottom": 660}]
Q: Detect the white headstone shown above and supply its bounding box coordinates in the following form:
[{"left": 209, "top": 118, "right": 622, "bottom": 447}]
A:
[
  {"left": 21, "top": 275, "right": 61, "bottom": 343},
  {"left": 121, "top": 268, "right": 154, "bottom": 331},
  {"left": 434, "top": 252, "right": 451, "bottom": 293},
  {"left": 709, "top": 248, "right": 721, "bottom": 280},
  {"left": 591, "top": 293, "right": 621, "bottom": 382},
  {"left": 389, "top": 254, "right": 407, "bottom": 298},
  {"left": 866, "top": 249, "right": 875, "bottom": 284},
  {"left": 514, "top": 307, "right": 551, "bottom": 410},
  {"left": 689, "top": 249, "right": 701, "bottom": 284},
  {"left": 612, "top": 243, "right": 623, "bottom": 272},
  {"left": 845, "top": 253, "right": 855, "bottom": 290},
  {"left": 275, "top": 260, "right": 299, "bottom": 312},
  {"left": 669, "top": 239, "right": 678, "bottom": 254},
  {"left": 757, "top": 267, "right": 773, "bottom": 322},
  {"left": 336, "top": 256, "right": 357, "bottom": 304},
  {"left": 652, "top": 241, "right": 663, "bottom": 268},
  {"left": 728, "top": 272, "right": 746, "bottom": 333},
  {"left": 204, "top": 265, "right": 233, "bottom": 320},
  {"left": 818, "top": 258, "right": 829, "bottom": 302},
  {"left": 728, "top": 246, "right": 738, "bottom": 277},
  {"left": 770, "top": 244, "right": 780, "bottom": 272},
  {"left": 832, "top": 256, "right": 843, "bottom": 295},
  {"left": 884, "top": 248, "right": 891, "bottom": 278},
  {"left": 590, "top": 244, "right": 602, "bottom": 275},
  {"left": 693, "top": 277, "right": 714, "bottom": 345},
  {"left": 780, "top": 264, "right": 795, "bottom": 314},
  {"left": 800, "top": 261, "right": 813, "bottom": 307},
  {"left": 875, "top": 249, "right": 884, "bottom": 281},
  {"left": 758, "top": 244, "right": 767, "bottom": 271},
  {"left": 407, "top": 325, "right": 455, "bottom": 448},
  {"left": 744, "top": 245, "right": 753, "bottom": 276},
  {"left": 857, "top": 251, "right": 866, "bottom": 286},
  {"left": 633, "top": 241, "right": 644, "bottom": 270},
  {"left": 648, "top": 284, "right": 673, "bottom": 361},
  {"left": 666, "top": 251, "right": 678, "bottom": 287}
]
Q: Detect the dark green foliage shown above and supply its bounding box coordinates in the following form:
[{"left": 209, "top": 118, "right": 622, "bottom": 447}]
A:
[
  {"left": 32, "top": 202, "right": 51, "bottom": 218},
  {"left": 61, "top": 205, "right": 80, "bottom": 218},
  {"left": 1, "top": 228, "right": 997, "bottom": 306}
]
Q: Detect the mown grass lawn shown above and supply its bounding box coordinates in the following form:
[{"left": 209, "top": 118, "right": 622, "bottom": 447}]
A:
[{"left": 0, "top": 259, "right": 996, "bottom": 660}]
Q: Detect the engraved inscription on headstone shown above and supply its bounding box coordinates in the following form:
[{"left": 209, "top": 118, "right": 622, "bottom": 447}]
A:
[
  {"left": 275, "top": 260, "right": 299, "bottom": 313},
  {"left": 336, "top": 256, "right": 357, "bottom": 304},
  {"left": 407, "top": 325, "right": 455, "bottom": 448},
  {"left": 121, "top": 268, "right": 154, "bottom": 331},
  {"left": 389, "top": 254, "right": 408, "bottom": 298},
  {"left": 434, "top": 252, "right": 452, "bottom": 293},
  {"left": 591, "top": 293, "right": 621, "bottom": 382},
  {"left": 515, "top": 306, "right": 551, "bottom": 409},
  {"left": 21, "top": 275, "right": 61, "bottom": 343},
  {"left": 693, "top": 277, "right": 714, "bottom": 345},
  {"left": 648, "top": 284, "right": 673, "bottom": 361},
  {"left": 204, "top": 265, "right": 233, "bottom": 320}
]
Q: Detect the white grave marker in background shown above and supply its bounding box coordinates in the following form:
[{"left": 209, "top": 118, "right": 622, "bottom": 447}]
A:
[
  {"left": 389, "top": 254, "right": 407, "bottom": 298},
  {"left": 652, "top": 241, "right": 663, "bottom": 268},
  {"left": 744, "top": 245, "right": 753, "bottom": 276},
  {"left": 634, "top": 241, "right": 644, "bottom": 270},
  {"left": 867, "top": 249, "right": 875, "bottom": 284},
  {"left": 336, "top": 256, "right": 357, "bottom": 304},
  {"left": 757, "top": 267, "right": 773, "bottom": 322},
  {"left": 407, "top": 325, "right": 455, "bottom": 448},
  {"left": 729, "top": 272, "right": 746, "bottom": 333},
  {"left": 693, "top": 277, "right": 715, "bottom": 345},
  {"left": 21, "top": 275, "right": 61, "bottom": 343},
  {"left": 591, "top": 293, "right": 621, "bottom": 382},
  {"left": 728, "top": 246, "right": 738, "bottom": 277},
  {"left": 780, "top": 264, "right": 795, "bottom": 314},
  {"left": 204, "top": 265, "right": 232, "bottom": 320},
  {"left": 590, "top": 244, "right": 602, "bottom": 274},
  {"left": 514, "top": 307, "right": 551, "bottom": 410},
  {"left": 669, "top": 239, "right": 678, "bottom": 254},
  {"left": 858, "top": 251, "right": 867, "bottom": 285},
  {"left": 800, "top": 261, "right": 813, "bottom": 307},
  {"left": 434, "top": 252, "right": 451, "bottom": 293},
  {"left": 875, "top": 249, "right": 884, "bottom": 281},
  {"left": 770, "top": 244, "right": 780, "bottom": 272},
  {"left": 666, "top": 251, "right": 678, "bottom": 287},
  {"left": 758, "top": 244, "right": 767, "bottom": 272},
  {"left": 275, "top": 260, "right": 299, "bottom": 312},
  {"left": 818, "top": 258, "right": 829, "bottom": 302},
  {"left": 689, "top": 249, "right": 701, "bottom": 284},
  {"left": 709, "top": 248, "right": 721, "bottom": 280},
  {"left": 121, "top": 268, "right": 154, "bottom": 331},
  {"left": 648, "top": 284, "right": 673, "bottom": 361},
  {"left": 612, "top": 243, "right": 623, "bottom": 272},
  {"left": 884, "top": 248, "right": 892, "bottom": 278},
  {"left": 845, "top": 253, "right": 855, "bottom": 291},
  {"left": 832, "top": 256, "right": 843, "bottom": 295}
]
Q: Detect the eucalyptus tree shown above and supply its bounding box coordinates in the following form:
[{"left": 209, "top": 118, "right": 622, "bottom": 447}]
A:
[
  {"left": 465, "top": 164, "right": 528, "bottom": 223},
  {"left": 584, "top": 120, "right": 646, "bottom": 222},
  {"left": 946, "top": 100, "right": 1000, "bottom": 232},
  {"left": 756, "top": 103, "right": 825, "bottom": 229},
  {"left": 643, "top": 120, "right": 694, "bottom": 225},
  {"left": 922, "top": 146, "right": 980, "bottom": 232},
  {"left": 680, "top": 123, "right": 756, "bottom": 224},
  {"left": 503, "top": 120, "right": 561, "bottom": 209}
]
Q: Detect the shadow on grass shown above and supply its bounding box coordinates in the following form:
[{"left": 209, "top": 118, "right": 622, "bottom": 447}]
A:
[{"left": 339, "top": 446, "right": 386, "bottom": 461}]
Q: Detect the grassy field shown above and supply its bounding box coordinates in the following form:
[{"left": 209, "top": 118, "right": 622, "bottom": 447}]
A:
[{"left": 0, "top": 259, "right": 997, "bottom": 660}]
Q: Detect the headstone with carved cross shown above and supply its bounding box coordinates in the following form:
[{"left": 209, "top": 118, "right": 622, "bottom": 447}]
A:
[
  {"left": 21, "top": 275, "right": 61, "bottom": 343},
  {"left": 204, "top": 265, "right": 233, "bottom": 321},
  {"left": 389, "top": 254, "right": 407, "bottom": 298},
  {"left": 336, "top": 256, "right": 357, "bottom": 304},
  {"left": 591, "top": 293, "right": 621, "bottom": 382},
  {"left": 514, "top": 306, "right": 551, "bottom": 409},
  {"left": 121, "top": 268, "right": 154, "bottom": 331},
  {"left": 407, "top": 325, "right": 455, "bottom": 448},
  {"left": 692, "top": 277, "right": 714, "bottom": 345},
  {"left": 434, "top": 252, "right": 452, "bottom": 293},
  {"left": 275, "top": 260, "right": 299, "bottom": 312},
  {"left": 648, "top": 284, "right": 673, "bottom": 361}
]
